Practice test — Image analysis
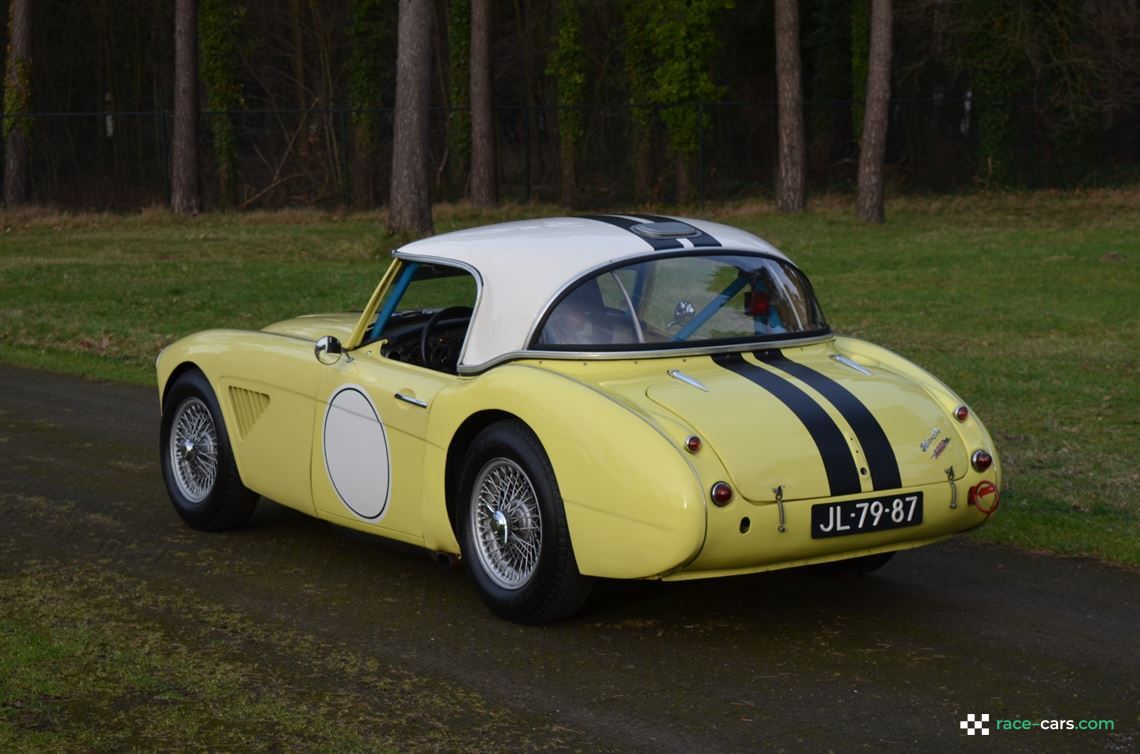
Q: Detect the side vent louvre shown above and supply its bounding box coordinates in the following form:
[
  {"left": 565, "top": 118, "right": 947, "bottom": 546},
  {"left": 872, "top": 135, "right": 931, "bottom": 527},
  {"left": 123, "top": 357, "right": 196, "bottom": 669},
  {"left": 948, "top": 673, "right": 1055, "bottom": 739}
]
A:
[{"left": 228, "top": 387, "right": 270, "bottom": 439}]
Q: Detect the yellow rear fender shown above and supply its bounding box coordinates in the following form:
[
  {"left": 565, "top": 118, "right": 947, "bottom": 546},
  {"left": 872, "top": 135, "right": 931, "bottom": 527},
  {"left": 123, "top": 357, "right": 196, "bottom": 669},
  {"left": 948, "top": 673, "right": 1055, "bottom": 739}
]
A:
[
  {"left": 834, "top": 336, "right": 1001, "bottom": 488},
  {"left": 427, "top": 364, "right": 712, "bottom": 580}
]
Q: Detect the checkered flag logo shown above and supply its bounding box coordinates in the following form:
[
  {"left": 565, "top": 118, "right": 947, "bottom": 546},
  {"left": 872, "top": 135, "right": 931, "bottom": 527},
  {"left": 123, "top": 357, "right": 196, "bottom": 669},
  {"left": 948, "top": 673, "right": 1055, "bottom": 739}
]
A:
[{"left": 960, "top": 713, "right": 990, "bottom": 736}]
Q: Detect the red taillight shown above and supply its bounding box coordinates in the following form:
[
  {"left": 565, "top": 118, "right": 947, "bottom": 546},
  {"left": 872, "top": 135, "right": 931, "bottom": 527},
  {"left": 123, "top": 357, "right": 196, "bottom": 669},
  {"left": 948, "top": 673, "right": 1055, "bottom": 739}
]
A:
[
  {"left": 971, "top": 449, "right": 993, "bottom": 472},
  {"left": 969, "top": 481, "right": 1000, "bottom": 514},
  {"left": 685, "top": 435, "right": 702, "bottom": 453},
  {"left": 711, "top": 482, "right": 733, "bottom": 506},
  {"left": 954, "top": 405, "right": 969, "bottom": 422}
]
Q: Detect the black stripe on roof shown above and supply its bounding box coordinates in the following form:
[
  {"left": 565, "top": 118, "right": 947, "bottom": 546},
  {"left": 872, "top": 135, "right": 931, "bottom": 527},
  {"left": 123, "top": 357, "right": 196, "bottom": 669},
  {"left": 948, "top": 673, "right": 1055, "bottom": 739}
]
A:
[{"left": 580, "top": 215, "right": 684, "bottom": 250}]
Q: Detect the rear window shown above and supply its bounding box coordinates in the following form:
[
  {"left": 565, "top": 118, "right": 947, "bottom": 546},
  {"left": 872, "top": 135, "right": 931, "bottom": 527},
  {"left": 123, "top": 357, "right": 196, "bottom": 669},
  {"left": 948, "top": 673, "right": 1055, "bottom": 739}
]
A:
[{"left": 533, "top": 253, "right": 828, "bottom": 350}]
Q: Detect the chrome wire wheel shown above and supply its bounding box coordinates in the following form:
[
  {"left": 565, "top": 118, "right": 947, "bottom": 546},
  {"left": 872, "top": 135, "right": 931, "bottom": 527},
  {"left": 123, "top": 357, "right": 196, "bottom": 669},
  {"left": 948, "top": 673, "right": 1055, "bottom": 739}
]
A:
[
  {"left": 470, "top": 458, "right": 543, "bottom": 590},
  {"left": 168, "top": 397, "right": 219, "bottom": 504}
]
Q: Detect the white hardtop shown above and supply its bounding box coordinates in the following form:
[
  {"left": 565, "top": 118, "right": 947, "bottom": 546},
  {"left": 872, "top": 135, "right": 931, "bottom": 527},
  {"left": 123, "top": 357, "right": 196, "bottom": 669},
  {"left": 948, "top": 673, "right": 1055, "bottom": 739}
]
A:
[{"left": 394, "top": 215, "right": 789, "bottom": 371}]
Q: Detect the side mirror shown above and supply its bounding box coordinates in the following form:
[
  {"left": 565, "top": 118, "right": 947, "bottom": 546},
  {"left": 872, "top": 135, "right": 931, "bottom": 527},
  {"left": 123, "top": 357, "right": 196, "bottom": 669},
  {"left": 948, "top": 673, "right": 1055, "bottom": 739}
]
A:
[{"left": 314, "top": 335, "right": 344, "bottom": 365}]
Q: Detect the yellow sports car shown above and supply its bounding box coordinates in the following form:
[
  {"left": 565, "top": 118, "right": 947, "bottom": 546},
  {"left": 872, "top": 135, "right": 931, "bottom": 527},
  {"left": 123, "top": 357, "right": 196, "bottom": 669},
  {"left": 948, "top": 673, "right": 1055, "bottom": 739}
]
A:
[{"left": 157, "top": 215, "right": 1001, "bottom": 623}]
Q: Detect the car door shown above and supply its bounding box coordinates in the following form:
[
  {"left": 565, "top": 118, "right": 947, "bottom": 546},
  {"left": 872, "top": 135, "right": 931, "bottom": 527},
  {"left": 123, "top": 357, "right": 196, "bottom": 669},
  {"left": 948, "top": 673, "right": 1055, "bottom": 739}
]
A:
[
  {"left": 309, "top": 261, "right": 477, "bottom": 541},
  {"left": 310, "top": 351, "right": 453, "bottom": 539}
]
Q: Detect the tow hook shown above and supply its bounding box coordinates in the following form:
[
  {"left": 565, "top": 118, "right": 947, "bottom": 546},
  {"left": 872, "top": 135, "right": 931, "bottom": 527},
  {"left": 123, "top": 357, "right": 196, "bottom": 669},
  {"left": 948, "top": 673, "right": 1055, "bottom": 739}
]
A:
[
  {"left": 773, "top": 485, "right": 786, "bottom": 533},
  {"left": 945, "top": 465, "right": 957, "bottom": 509}
]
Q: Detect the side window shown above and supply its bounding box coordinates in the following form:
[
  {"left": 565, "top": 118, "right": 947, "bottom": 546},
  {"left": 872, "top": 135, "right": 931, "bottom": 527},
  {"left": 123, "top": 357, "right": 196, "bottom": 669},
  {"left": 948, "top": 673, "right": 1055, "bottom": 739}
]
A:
[
  {"left": 368, "top": 263, "right": 478, "bottom": 374},
  {"left": 390, "top": 265, "right": 477, "bottom": 315}
]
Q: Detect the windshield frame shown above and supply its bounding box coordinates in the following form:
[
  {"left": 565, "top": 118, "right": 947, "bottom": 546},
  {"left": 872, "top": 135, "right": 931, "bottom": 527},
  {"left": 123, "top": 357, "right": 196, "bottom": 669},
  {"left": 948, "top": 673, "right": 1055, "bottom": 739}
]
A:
[{"left": 525, "top": 250, "right": 831, "bottom": 353}]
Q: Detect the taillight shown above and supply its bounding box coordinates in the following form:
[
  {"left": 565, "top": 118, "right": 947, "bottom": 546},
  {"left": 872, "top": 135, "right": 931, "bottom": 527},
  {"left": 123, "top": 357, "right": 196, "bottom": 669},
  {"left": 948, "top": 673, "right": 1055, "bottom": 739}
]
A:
[
  {"left": 971, "top": 449, "right": 993, "bottom": 472},
  {"left": 954, "top": 405, "right": 969, "bottom": 422},
  {"left": 711, "top": 482, "right": 733, "bottom": 506},
  {"left": 685, "top": 435, "right": 702, "bottom": 453}
]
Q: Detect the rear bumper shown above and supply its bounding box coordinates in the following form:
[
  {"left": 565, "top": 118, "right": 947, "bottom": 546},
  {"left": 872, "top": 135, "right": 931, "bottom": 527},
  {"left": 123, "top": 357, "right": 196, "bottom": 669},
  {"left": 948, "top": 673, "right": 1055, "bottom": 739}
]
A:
[{"left": 667, "top": 476, "right": 994, "bottom": 580}]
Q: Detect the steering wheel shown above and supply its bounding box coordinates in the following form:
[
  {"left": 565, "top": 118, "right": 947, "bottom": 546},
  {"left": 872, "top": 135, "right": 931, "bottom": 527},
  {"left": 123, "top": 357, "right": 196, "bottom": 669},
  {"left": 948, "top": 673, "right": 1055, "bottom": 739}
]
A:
[{"left": 419, "top": 306, "right": 474, "bottom": 371}]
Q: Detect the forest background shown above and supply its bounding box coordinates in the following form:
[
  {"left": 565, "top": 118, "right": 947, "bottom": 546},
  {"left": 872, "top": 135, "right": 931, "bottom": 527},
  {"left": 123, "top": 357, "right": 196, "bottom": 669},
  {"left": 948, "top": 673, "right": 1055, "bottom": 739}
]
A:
[{"left": 1, "top": 0, "right": 1137, "bottom": 221}]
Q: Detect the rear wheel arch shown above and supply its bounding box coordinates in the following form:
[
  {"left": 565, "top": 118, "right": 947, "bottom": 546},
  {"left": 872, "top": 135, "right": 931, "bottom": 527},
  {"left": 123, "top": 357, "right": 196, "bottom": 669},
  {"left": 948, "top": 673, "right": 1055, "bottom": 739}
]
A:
[
  {"left": 454, "top": 417, "right": 594, "bottom": 623},
  {"left": 445, "top": 409, "right": 524, "bottom": 539}
]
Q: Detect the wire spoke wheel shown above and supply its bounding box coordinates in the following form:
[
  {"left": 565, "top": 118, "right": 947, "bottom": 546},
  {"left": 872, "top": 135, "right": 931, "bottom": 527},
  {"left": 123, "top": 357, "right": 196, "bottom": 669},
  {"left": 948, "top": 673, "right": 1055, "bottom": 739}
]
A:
[
  {"left": 168, "top": 397, "right": 219, "bottom": 504},
  {"left": 470, "top": 458, "right": 543, "bottom": 590}
]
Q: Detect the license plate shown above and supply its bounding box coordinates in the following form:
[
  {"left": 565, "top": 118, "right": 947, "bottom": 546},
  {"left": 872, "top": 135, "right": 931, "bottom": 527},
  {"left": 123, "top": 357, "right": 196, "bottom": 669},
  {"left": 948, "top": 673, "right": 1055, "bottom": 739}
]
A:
[{"left": 811, "top": 492, "right": 924, "bottom": 539}]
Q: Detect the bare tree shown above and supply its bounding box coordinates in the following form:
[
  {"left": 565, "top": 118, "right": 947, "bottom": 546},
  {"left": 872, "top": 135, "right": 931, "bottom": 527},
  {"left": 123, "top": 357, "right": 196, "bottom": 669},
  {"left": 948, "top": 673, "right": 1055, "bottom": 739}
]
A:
[
  {"left": 3, "top": 0, "right": 32, "bottom": 206},
  {"left": 171, "top": 0, "right": 201, "bottom": 215},
  {"left": 389, "top": 0, "right": 434, "bottom": 234},
  {"left": 775, "top": 0, "right": 805, "bottom": 213},
  {"left": 856, "top": 0, "right": 891, "bottom": 223},
  {"left": 469, "top": 0, "right": 496, "bottom": 207}
]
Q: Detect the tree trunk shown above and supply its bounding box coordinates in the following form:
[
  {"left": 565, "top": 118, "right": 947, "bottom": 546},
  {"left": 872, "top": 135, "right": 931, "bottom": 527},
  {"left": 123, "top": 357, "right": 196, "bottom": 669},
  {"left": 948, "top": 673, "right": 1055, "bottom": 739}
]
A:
[
  {"left": 290, "top": 0, "right": 306, "bottom": 110},
  {"left": 559, "top": 133, "right": 576, "bottom": 207},
  {"left": 171, "top": 0, "right": 201, "bottom": 215},
  {"left": 3, "top": 0, "right": 32, "bottom": 207},
  {"left": 469, "top": 0, "right": 496, "bottom": 207},
  {"left": 856, "top": 0, "right": 891, "bottom": 223},
  {"left": 775, "top": 0, "right": 805, "bottom": 213},
  {"left": 389, "top": 0, "right": 434, "bottom": 235}
]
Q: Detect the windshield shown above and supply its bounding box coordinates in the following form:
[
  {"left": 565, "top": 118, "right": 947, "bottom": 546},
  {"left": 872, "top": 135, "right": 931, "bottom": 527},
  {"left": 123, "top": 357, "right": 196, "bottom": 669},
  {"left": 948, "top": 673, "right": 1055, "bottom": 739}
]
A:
[{"left": 533, "top": 253, "right": 828, "bottom": 350}]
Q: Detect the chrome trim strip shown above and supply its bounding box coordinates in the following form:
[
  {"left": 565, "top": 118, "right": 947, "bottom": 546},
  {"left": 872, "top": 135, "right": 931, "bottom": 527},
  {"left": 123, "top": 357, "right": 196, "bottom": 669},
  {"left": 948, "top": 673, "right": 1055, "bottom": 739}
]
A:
[
  {"left": 455, "top": 333, "right": 835, "bottom": 375},
  {"left": 831, "top": 354, "right": 872, "bottom": 376},
  {"left": 667, "top": 369, "right": 710, "bottom": 392}
]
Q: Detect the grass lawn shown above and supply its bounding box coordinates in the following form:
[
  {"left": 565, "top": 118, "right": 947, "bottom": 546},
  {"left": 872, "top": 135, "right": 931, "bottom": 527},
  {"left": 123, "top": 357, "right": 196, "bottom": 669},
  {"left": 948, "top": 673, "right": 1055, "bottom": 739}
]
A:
[{"left": 1, "top": 192, "right": 1137, "bottom": 567}]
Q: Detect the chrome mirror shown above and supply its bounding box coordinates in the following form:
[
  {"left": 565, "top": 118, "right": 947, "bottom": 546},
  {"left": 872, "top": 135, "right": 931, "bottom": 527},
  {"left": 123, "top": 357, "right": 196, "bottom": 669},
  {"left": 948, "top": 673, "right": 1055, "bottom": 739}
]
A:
[
  {"left": 669, "top": 300, "right": 696, "bottom": 328},
  {"left": 314, "top": 335, "right": 344, "bottom": 365}
]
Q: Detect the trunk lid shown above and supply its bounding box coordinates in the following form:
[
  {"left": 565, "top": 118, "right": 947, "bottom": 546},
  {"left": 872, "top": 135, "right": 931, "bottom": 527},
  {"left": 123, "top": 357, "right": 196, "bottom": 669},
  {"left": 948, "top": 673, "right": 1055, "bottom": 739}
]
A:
[{"left": 644, "top": 346, "right": 967, "bottom": 501}]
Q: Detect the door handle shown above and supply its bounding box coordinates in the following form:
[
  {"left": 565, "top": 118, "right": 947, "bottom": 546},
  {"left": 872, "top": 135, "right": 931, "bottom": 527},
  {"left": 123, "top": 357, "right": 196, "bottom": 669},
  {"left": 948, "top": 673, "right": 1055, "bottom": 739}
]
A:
[{"left": 394, "top": 392, "right": 428, "bottom": 408}]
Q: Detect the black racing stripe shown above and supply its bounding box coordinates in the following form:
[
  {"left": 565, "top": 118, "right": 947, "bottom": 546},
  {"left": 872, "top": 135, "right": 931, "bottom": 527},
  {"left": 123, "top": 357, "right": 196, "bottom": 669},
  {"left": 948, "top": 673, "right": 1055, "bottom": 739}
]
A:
[
  {"left": 712, "top": 352, "right": 861, "bottom": 497},
  {"left": 756, "top": 350, "right": 903, "bottom": 491},
  {"left": 633, "top": 213, "right": 722, "bottom": 248},
  {"left": 580, "top": 214, "right": 684, "bottom": 250}
]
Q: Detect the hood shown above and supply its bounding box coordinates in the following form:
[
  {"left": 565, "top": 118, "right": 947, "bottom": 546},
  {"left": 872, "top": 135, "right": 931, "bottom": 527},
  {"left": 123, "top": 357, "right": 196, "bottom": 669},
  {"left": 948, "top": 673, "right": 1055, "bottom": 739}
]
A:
[
  {"left": 644, "top": 347, "right": 968, "bottom": 502},
  {"left": 261, "top": 313, "right": 360, "bottom": 342}
]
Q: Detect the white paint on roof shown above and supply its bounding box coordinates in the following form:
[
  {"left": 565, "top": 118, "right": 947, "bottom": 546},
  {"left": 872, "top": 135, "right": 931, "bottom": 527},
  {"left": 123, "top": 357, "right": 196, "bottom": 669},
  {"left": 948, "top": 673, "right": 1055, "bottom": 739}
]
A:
[{"left": 395, "top": 215, "right": 789, "bottom": 370}]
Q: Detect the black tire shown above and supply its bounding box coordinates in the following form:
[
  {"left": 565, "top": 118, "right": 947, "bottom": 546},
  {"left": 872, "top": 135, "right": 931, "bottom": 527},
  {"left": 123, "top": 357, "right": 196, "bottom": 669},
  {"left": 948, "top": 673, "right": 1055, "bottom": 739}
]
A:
[
  {"left": 457, "top": 420, "right": 594, "bottom": 624},
  {"left": 160, "top": 369, "right": 258, "bottom": 531}
]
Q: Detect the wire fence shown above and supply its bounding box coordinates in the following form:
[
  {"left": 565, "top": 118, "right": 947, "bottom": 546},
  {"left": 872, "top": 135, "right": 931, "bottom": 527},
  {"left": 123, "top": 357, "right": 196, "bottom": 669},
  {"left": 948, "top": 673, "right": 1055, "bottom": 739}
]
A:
[{"left": 9, "top": 98, "right": 1138, "bottom": 210}]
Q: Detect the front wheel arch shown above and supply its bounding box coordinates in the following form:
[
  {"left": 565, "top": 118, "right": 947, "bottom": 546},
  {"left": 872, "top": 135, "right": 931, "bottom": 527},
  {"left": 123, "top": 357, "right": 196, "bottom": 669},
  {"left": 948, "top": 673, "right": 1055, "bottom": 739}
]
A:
[
  {"left": 160, "top": 368, "right": 258, "bottom": 531},
  {"left": 161, "top": 360, "right": 204, "bottom": 410}
]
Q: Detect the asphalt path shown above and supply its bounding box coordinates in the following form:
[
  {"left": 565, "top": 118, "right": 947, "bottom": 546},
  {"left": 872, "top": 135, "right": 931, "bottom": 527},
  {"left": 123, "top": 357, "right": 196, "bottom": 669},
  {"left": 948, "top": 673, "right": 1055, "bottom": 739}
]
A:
[{"left": 1, "top": 364, "right": 1136, "bottom": 752}]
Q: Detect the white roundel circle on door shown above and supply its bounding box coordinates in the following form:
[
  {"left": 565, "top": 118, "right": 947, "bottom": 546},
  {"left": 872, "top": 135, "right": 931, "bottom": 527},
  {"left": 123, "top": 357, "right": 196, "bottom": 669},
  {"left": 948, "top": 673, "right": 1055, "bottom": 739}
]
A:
[{"left": 323, "top": 385, "right": 391, "bottom": 521}]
